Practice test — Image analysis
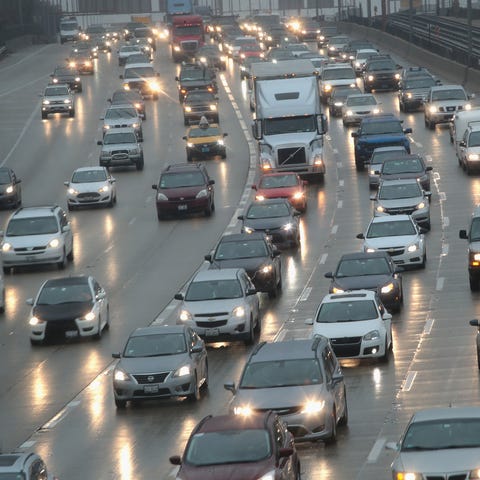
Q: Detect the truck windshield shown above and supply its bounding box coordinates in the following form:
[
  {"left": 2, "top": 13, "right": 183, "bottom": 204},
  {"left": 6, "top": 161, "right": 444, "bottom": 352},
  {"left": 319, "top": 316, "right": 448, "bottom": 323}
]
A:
[
  {"left": 264, "top": 116, "right": 316, "bottom": 135},
  {"left": 173, "top": 25, "right": 202, "bottom": 36},
  {"left": 61, "top": 22, "right": 78, "bottom": 31}
]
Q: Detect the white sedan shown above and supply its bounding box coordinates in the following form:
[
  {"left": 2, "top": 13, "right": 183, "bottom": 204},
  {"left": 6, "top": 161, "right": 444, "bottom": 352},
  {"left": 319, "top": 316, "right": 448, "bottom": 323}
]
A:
[
  {"left": 64, "top": 166, "right": 116, "bottom": 210},
  {"left": 357, "top": 214, "right": 427, "bottom": 269},
  {"left": 341, "top": 93, "right": 381, "bottom": 126},
  {"left": 306, "top": 290, "right": 392, "bottom": 361}
]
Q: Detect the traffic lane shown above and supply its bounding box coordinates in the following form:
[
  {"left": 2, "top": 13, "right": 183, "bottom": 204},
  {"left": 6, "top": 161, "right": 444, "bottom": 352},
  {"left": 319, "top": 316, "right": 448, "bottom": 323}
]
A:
[{"left": 0, "top": 43, "right": 254, "bottom": 450}]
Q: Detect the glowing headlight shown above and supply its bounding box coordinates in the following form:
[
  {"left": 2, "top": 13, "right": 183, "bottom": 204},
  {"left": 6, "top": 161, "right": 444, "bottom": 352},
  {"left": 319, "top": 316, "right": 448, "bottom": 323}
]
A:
[
  {"left": 217, "top": 139, "right": 224, "bottom": 146},
  {"left": 156, "top": 192, "right": 168, "bottom": 201},
  {"left": 132, "top": 123, "right": 139, "bottom": 129},
  {"left": 355, "top": 61, "right": 361, "bottom": 67},
  {"left": 332, "top": 287, "right": 344, "bottom": 293},
  {"left": 260, "top": 265, "right": 273, "bottom": 274},
  {"left": 334, "top": 102, "right": 343, "bottom": 107},
  {"left": 184, "top": 106, "right": 192, "bottom": 112},
  {"left": 234, "top": 405, "right": 253, "bottom": 416},
  {"left": 48, "top": 238, "right": 60, "bottom": 248},
  {"left": 123, "top": 84, "right": 130, "bottom": 90},
  {"left": 323, "top": 84, "right": 332, "bottom": 92},
  {"left": 281, "top": 223, "right": 293, "bottom": 231},
  {"left": 68, "top": 187, "right": 79, "bottom": 195},
  {"left": 5, "top": 185, "right": 14, "bottom": 194},
  {"left": 255, "top": 194, "right": 265, "bottom": 201},
  {"left": 174, "top": 45, "right": 181, "bottom": 51},
  {"left": 64, "top": 99, "right": 71, "bottom": 104},
  {"left": 301, "top": 400, "right": 325, "bottom": 414},
  {"left": 319, "top": 35, "right": 325, "bottom": 41},
  {"left": 465, "top": 103, "right": 472, "bottom": 111},
  {"left": 148, "top": 81, "right": 160, "bottom": 92},
  {"left": 29, "top": 316, "right": 45, "bottom": 326},
  {"left": 103, "top": 125, "right": 110, "bottom": 130},
  {"left": 381, "top": 282, "right": 394, "bottom": 294},
  {"left": 199, "top": 56, "right": 207, "bottom": 63},
  {"left": 85, "top": 61, "right": 91, "bottom": 66},
  {"left": 173, "top": 365, "right": 191, "bottom": 377},
  {"left": 240, "top": 53, "right": 246, "bottom": 59},
  {"left": 368, "top": 75, "right": 374, "bottom": 81},
  {"left": 468, "top": 468, "right": 480, "bottom": 479},
  {"left": 69, "top": 61, "right": 76, "bottom": 67},
  {"left": 329, "top": 46, "right": 336, "bottom": 51},
  {"left": 209, "top": 104, "right": 217, "bottom": 111},
  {"left": 394, "top": 473, "right": 422, "bottom": 480},
  {"left": 82, "top": 311, "right": 96, "bottom": 321},
  {"left": 220, "top": 55, "right": 227, "bottom": 61},
  {"left": 407, "top": 244, "right": 418, "bottom": 252},
  {"left": 370, "top": 169, "right": 376, "bottom": 175},
  {"left": 99, "top": 185, "right": 110, "bottom": 193},
  {"left": 363, "top": 330, "right": 380, "bottom": 341},
  {"left": 114, "top": 369, "right": 130, "bottom": 382},
  {"left": 406, "top": 93, "right": 413, "bottom": 99},
  {"left": 232, "top": 306, "right": 245, "bottom": 317},
  {"left": 147, "top": 37, "right": 153, "bottom": 43},
  {"left": 346, "top": 110, "right": 353, "bottom": 116},
  {"left": 179, "top": 309, "right": 192, "bottom": 322},
  {"left": 52, "top": 78, "right": 58, "bottom": 83},
  {"left": 75, "top": 77, "right": 80, "bottom": 81},
  {"left": 394, "top": 73, "right": 401, "bottom": 79},
  {"left": 2, "top": 243, "right": 12, "bottom": 252},
  {"left": 373, "top": 108, "right": 380, "bottom": 114},
  {"left": 293, "top": 191, "right": 304, "bottom": 200},
  {"left": 376, "top": 205, "right": 385, "bottom": 213},
  {"left": 187, "top": 142, "right": 194, "bottom": 148},
  {"left": 469, "top": 153, "right": 480, "bottom": 161},
  {"left": 429, "top": 105, "right": 438, "bottom": 113},
  {"left": 366, "top": 247, "right": 376, "bottom": 253},
  {"left": 416, "top": 202, "right": 426, "bottom": 210},
  {"left": 134, "top": 103, "right": 141, "bottom": 109},
  {"left": 43, "top": 100, "right": 50, "bottom": 105},
  {"left": 244, "top": 226, "right": 255, "bottom": 234}
]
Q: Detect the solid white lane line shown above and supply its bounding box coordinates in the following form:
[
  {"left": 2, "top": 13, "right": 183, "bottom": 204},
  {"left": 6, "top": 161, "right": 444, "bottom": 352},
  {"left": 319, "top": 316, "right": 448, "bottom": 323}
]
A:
[
  {"left": 299, "top": 287, "right": 312, "bottom": 301},
  {"left": 339, "top": 180, "right": 344, "bottom": 187},
  {"left": 319, "top": 253, "right": 328, "bottom": 264},
  {"left": 436, "top": 277, "right": 444, "bottom": 291},
  {"left": 367, "top": 437, "right": 386, "bottom": 463},
  {"left": 423, "top": 318, "right": 434, "bottom": 334},
  {"left": 402, "top": 371, "right": 417, "bottom": 392},
  {"left": 331, "top": 225, "right": 338, "bottom": 234},
  {"left": 441, "top": 244, "right": 449, "bottom": 256},
  {"left": 443, "top": 217, "right": 449, "bottom": 227},
  {"left": 337, "top": 200, "right": 343, "bottom": 208}
]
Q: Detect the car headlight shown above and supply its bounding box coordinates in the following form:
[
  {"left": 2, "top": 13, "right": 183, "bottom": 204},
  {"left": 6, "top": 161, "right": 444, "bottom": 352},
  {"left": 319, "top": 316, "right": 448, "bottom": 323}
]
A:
[
  {"left": 332, "top": 286, "right": 344, "bottom": 293},
  {"left": 406, "top": 92, "right": 413, "bottom": 99},
  {"left": 179, "top": 309, "right": 192, "bottom": 322},
  {"left": 64, "top": 99, "right": 71, "bottom": 104},
  {"left": 5, "top": 185, "right": 14, "bottom": 194},
  {"left": 184, "top": 106, "right": 192, "bottom": 112},
  {"left": 81, "top": 311, "right": 96, "bottom": 321},
  {"left": 85, "top": 61, "right": 92, "bottom": 66},
  {"left": 416, "top": 201, "right": 426, "bottom": 210},
  {"left": 367, "top": 75, "right": 374, "bottom": 81},
  {"left": 260, "top": 265, "right": 273, "bottom": 274},
  {"left": 114, "top": 368, "right": 130, "bottom": 382},
  {"left": 329, "top": 46, "right": 336, "bottom": 51},
  {"left": 52, "top": 78, "right": 58, "bottom": 83},
  {"left": 366, "top": 247, "right": 376, "bottom": 253},
  {"left": 355, "top": 61, "right": 361, "bottom": 67},
  {"left": 240, "top": 53, "right": 245, "bottom": 59},
  {"left": 186, "top": 142, "right": 194, "bottom": 148},
  {"left": 43, "top": 100, "right": 50, "bottom": 105},
  {"left": 103, "top": 125, "right": 110, "bottom": 130},
  {"left": 220, "top": 55, "right": 227, "bottom": 61},
  {"left": 132, "top": 123, "right": 139, "bottom": 129},
  {"left": 472, "top": 252, "right": 480, "bottom": 263},
  {"left": 346, "top": 110, "right": 353, "bottom": 116},
  {"left": 334, "top": 102, "right": 343, "bottom": 107},
  {"left": 2, "top": 242, "right": 12, "bottom": 252},
  {"left": 407, "top": 244, "right": 418, "bottom": 252},
  {"left": 394, "top": 473, "right": 422, "bottom": 480},
  {"left": 292, "top": 191, "right": 304, "bottom": 200},
  {"left": 319, "top": 35, "right": 325, "bottom": 41},
  {"left": 381, "top": 282, "right": 394, "bottom": 294},
  {"left": 465, "top": 103, "right": 472, "bottom": 111},
  {"left": 376, "top": 205, "right": 385, "bottom": 213},
  {"left": 394, "top": 73, "right": 401, "bottom": 79},
  {"left": 98, "top": 185, "right": 110, "bottom": 193},
  {"left": 244, "top": 226, "right": 255, "bottom": 234},
  {"left": 29, "top": 316, "right": 45, "bottom": 326},
  {"left": 373, "top": 108, "right": 380, "bottom": 114},
  {"left": 323, "top": 84, "right": 332, "bottom": 92},
  {"left": 148, "top": 81, "right": 160, "bottom": 92},
  {"left": 370, "top": 169, "right": 376, "bottom": 175},
  {"left": 468, "top": 469, "right": 480, "bottom": 480},
  {"left": 301, "top": 400, "right": 325, "bottom": 414},
  {"left": 196, "top": 189, "right": 208, "bottom": 199},
  {"left": 123, "top": 84, "right": 130, "bottom": 90},
  {"left": 156, "top": 192, "right": 168, "bottom": 201},
  {"left": 209, "top": 104, "right": 217, "bottom": 111},
  {"left": 255, "top": 194, "right": 265, "bottom": 201},
  {"left": 313, "top": 154, "right": 323, "bottom": 166},
  {"left": 282, "top": 222, "right": 293, "bottom": 231},
  {"left": 69, "top": 61, "right": 76, "bottom": 67},
  {"left": 129, "top": 147, "right": 140, "bottom": 154},
  {"left": 233, "top": 405, "right": 253, "bottom": 416},
  {"left": 232, "top": 306, "right": 245, "bottom": 317},
  {"left": 173, "top": 365, "right": 191, "bottom": 377},
  {"left": 48, "top": 238, "right": 60, "bottom": 248},
  {"left": 68, "top": 187, "right": 79, "bottom": 195},
  {"left": 75, "top": 77, "right": 80, "bottom": 81},
  {"left": 174, "top": 45, "right": 181, "bottom": 51},
  {"left": 217, "top": 139, "right": 224, "bottom": 146},
  {"left": 363, "top": 330, "right": 380, "bottom": 341},
  {"left": 199, "top": 56, "right": 207, "bottom": 63},
  {"left": 469, "top": 153, "right": 480, "bottom": 161},
  {"left": 429, "top": 105, "right": 438, "bottom": 113}
]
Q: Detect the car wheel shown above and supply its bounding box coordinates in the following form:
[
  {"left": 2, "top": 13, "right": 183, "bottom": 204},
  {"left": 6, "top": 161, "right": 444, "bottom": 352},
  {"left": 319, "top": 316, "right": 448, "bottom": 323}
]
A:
[
  {"left": 77, "top": 86, "right": 82, "bottom": 93},
  {"left": 244, "top": 316, "right": 255, "bottom": 345},
  {"left": 187, "top": 373, "right": 201, "bottom": 401},
  {"left": 204, "top": 200, "right": 213, "bottom": 217},
  {"left": 2, "top": 267, "right": 10, "bottom": 275},
  {"left": 136, "top": 158, "right": 144, "bottom": 171},
  {"left": 380, "top": 337, "right": 390, "bottom": 362},
  {"left": 30, "top": 338, "right": 43, "bottom": 346},
  {"left": 186, "top": 152, "right": 193, "bottom": 162},
  {"left": 0, "top": 290, "right": 5, "bottom": 314},
  {"left": 41, "top": 112, "right": 47, "bottom": 120},
  {"left": 57, "top": 249, "right": 67, "bottom": 270},
  {"left": 268, "top": 284, "right": 277, "bottom": 299},
  {"left": 201, "top": 361, "right": 209, "bottom": 389},
  {"left": 104, "top": 307, "right": 110, "bottom": 330},
  {"left": 142, "top": 111, "right": 147, "bottom": 121},
  {"left": 470, "top": 276, "right": 480, "bottom": 292},
  {"left": 466, "top": 163, "right": 472, "bottom": 176},
  {"left": 355, "top": 158, "right": 364, "bottom": 171},
  {"left": 477, "top": 346, "right": 480, "bottom": 370},
  {"left": 324, "top": 411, "right": 337, "bottom": 445},
  {"left": 69, "top": 109, "right": 75, "bottom": 118},
  {"left": 114, "top": 398, "right": 127, "bottom": 409},
  {"left": 424, "top": 220, "right": 431, "bottom": 231},
  {"left": 184, "top": 117, "right": 189, "bottom": 126},
  {"left": 67, "top": 245, "right": 74, "bottom": 262},
  {"left": 420, "top": 250, "right": 427, "bottom": 269},
  {"left": 295, "top": 461, "right": 302, "bottom": 480},
  {"left": 398, "top": 101, "right": 403, "bottom": 112},
  {"left": 338, "top": 390, "right": 348, "bottom": 426},
  {"left": 157, "top": 211, "right": 165, "bottom": 221},
  {"left": 94, "top": 316, "right": 103, "bottom": 340},
  {"left": 108, "top": 195, "right": 115, "bottom": 208}
]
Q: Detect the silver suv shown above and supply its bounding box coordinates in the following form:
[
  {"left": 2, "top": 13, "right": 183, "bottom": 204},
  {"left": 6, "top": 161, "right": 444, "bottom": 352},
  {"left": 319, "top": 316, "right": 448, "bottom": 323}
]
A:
[
  {"left": 224, "top": 337, "right": 348, "bottom": 445},
  {"left": 98, "top": 127, "right": 144, "bottom": 171},
  {"left": 1, "top": 205, "right": 74, "bottom": 272},
  {"left": 101, "top": 104, "right": 143, "bottom": 141},
  {"left": 41, "top": 83, "right": 75, "bottom": 119}
]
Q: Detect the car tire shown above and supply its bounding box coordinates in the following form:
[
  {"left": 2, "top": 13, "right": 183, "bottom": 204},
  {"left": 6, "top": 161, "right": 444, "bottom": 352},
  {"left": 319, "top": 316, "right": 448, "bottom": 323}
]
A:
[
  {"left": 187, "top": 374, "right": 201, "bottom": 402},
  {"left": 338, "top": 390, "right": 348, "bottom": 426},
  {"left": 244, "top": 316, "right": 255, "bottom": 345},
  {"left": 30, "top": 338, "right": 43, "bottom": 346},
  {"left": 420, "top": 250, "right": 427, "bottom": 269},
  {"left": 94, "top": 317, "right": 103, "bottom": 340},
  {"left": 186, "top": 152, "right": 193, "bottom": 162},
  {"left": 324, "top": 411, "right": 337, "bottom": 445},
  {"left": 136, "top": 158, "right": 144, "bottom": 171},
  {"left": 0, "top": 290, "right": 5, "bottom": 314},
  {"left": 466, "top": 163, "right": 472, "bottom": 176},
  {"left": 77, "top": 86, "right": 83, "bottom": 93},
  {"left": 204, "top": 200, "right": 213, "bottom": 217},
  {"left": 398, "top": 101, "right": 403, "bottom": 112},
  {"left": 2, "top": 267, "right": 10, "bottom": 275},
  {"left": 67, "top": 246, "right": 74, "bottom": 262},
  {"left": 184, "top": 117, "right": 189, "bottom": 126},
  {"left": 469, "top": 276, "right": 480, "bottom": 292},
  {"left": 41, "top": 112, "right": 47, "bottom": 120},
  {"left": 57, "top": 249, "right": 67, "bottom": 270},
  {"left": 108, "top": 195, "right": 115, "bottom": 208},
  {"left": 67, "top": 203, "right": 75, "bottom": 211},
  {"left": 380, "top": 338, "right": 390, "bottom": 362},
  {"left": 104, "top": 307, "right": 110, "bottom": 331},
  {"left": 114, "top": 398, "right": 127, "bottom": 409},
  {"left": 201, "top": 361, "right": 209, "bottom": 389},
  {"left": 69, "top": 109, "right": 75, "bottom": 118},
  {"left": 355, "top": 158, "right": 364, "bottom": 171},
  {"left": 268, "top": 285, "right": 277, "bottom": 299},
  {"left": 142, "top": 111, "right": 147, "bottom": 121}
]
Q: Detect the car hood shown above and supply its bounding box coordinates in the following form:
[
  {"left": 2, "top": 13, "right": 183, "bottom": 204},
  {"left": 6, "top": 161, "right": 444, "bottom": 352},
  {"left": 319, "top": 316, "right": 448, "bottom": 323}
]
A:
[
  {"left": 376, "top": 196, "right": 424, "bottom": 209},
  {"left": 231, "top": 384, "right": 327, "bottom": 409},
  {"left": 33, "top": 302, "right": 92, "bottom": 321},
  {"left": 55, "top": 74, "right": 77, "bottom": 81},
  {"left": 243, "top": 216, "right": 293, "bottom": 230},
  {"left": 332, "top": 274, "right": 393, "bottom": 290},
  {"left": 181, "top": 80, "right": 213, "bottom": 88},
  {"left": 189, "top": 135, "right": 221, "bottom": 145},
  {"left": 364, "top": 234, "right": 418, "bottom": 249},
  {"left": 264, "top": 132, "right": 317, "bottom": 148},
  {"left": 180, "top": 461, "right": 271, "bottom": 480},
  {"left": 183, "top": 297, "right": 246, "bottom": 314},
  {"left": 210, "top": 257, "right": 268, "bottom": 273},
  {"left": 5, "top": 233, "right": 60, "bottom": 248},
  {"left": 256, "top": 186, "right": 299, "bottom": 198},
  {"left": 103, "top": 118, "right": 139, "bottom": 127},
  {"left": 349, "top": 105, "right": 378, "bottom": 113},
  {"left": 396, "top": 448, "right": 480, "bottom": 473},
  {"left": 118, "top": 353, "right": 189, "bottom": 374},
  {"left": 101, "top": 142, "right": 138, "bottom": 152},
  {"left": 430, "top": 99, "right": 469, "bottom": 107},
  {"left": 69, "top": 181, "right": 108, "bottom": 192},
  {"left": 313, "top": 318, "right": 382, "bottom": 337},
  {"left": 159, "top": 185, "right": 204, "bottom": 199}
]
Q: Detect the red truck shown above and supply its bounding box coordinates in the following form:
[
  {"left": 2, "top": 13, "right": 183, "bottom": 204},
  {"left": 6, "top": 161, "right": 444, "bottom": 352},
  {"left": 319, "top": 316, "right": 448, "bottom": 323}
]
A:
[{"left": 170, "top": 15, "right": 204, "bottom": 62}]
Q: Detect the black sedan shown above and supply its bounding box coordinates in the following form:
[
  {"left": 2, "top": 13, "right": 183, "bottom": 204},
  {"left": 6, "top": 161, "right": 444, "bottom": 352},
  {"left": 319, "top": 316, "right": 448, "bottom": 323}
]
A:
[
  {"left": 205, "top": 232, "right": 282, "bottom": 298},
  {"left": 238, "top": 198, "right": 301, "bottom": 249},
  {"left": 50, "top": 65, "right": 82, "bottom": 92},
  {"left": 325, "top": 251, "right": 403, "bottom": 312},
  {"left": 0, "top": 167, "right": 21, "bottom": 208},
  {"left": 377, "top": 154, "right": 432, "bottom": 191}
]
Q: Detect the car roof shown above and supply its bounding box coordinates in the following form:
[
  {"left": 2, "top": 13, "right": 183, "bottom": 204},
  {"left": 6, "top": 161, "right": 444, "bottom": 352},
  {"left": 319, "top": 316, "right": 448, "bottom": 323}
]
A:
[
  {"left": 248, "top": 338, "right": 327, "bottom": 362},
  {"left": 124, "top": 62, "right": 153, "bottom": 69},
  {"left": 12, "top": 206, "right": 59, "bottom": 218},
  {"left": 162, "top": 162, "right": 206, "bottom": 173},
  {"left": 106, "top": 104, "right": 138, "bottom": 110},
  {"left": 192, "top": 268, "right": 244, "bottom": 282},
  {"left": 369, "top": 214, "right": 413, "bottom": 223},
  {"left": 339, "top": 251, "right": 390, "bottom": 261},
  {"left": 379, "top": 178, "right": 423, "bottom": 187},
  {"left": 196, "top": 412, "right": 272, "bottom": 433},
  {"left": 130, "top": 324, "right": 187, "bottom": 337},
  {"left": 73, "top": 166, "right": 107, "bottom": 172},
  {"left": 372, "top": 146, "right": 408, "bottom": 153},
  {"left": 361, "top": 114, "right": 398, "bottom": 123},
  {"left": 44, "top": 275, "right": 90, "bottom": 287},
  {"left": 430, "top": 84, "right": 465, "bottom": 91},
  {"left": 411, "top": 406, "right": 480, "bottom": 423},
  {"left": 218, "top": 232, "right": 267, "bottom": 242},
  {"left": 323, "top": 290, "right": 377, "bottom": 302},
  {"left": 382, "top": 153, "right": 423, "bottom": 163},
  {"left": 45, "top": 83, "right": 69, "bottom": 89},
  {"left": 103, "top": 127, "right": 137, "bottom": 134}
]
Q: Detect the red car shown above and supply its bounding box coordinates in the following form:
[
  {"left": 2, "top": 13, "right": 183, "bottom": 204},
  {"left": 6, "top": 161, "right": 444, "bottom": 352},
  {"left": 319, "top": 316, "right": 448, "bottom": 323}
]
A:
[
  {"left": 169, "top": 411, "right": 300, "bottom": 480},
  {"left": 252, "top": 172, "right": 307, "bottom": 212},
  {"left": 239, "top": 44, "right": 264, "bottom": 61}
]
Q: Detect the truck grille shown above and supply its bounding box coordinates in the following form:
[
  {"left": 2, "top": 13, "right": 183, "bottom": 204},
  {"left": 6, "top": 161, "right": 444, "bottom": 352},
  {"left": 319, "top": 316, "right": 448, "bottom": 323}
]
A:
[
  {"left": 425, "top": 475, "right": 468, "bottom": 480},
  {"left": 277, "top": 147, "right": 306, "bottom": 166},
  {"left": 181, "top": 40, "right": 198, "bottom": 52}
]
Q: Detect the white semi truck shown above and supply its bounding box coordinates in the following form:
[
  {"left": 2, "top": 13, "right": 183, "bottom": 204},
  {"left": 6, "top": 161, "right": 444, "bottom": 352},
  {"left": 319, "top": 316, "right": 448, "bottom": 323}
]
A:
[{"left": 250, "top": 59, "right": 328, "bottom": 182}]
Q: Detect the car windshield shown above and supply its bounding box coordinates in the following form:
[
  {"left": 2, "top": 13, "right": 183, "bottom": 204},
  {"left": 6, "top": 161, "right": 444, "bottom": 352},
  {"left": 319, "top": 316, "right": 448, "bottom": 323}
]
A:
[
  {"left": 72, "top": 169, "right": 107, "bottom": 183},
  {"left": 242, "top": 44, "right": 262, "bottom": 52},
  {"left": 316, "top": 300, "right": 378, "bottom": 322},
  {"left": 405, "top": 77, "right": 436, "bottom": 89},
  {"left": 322, "top": 68, "right": 355, "bottom": 80},
  {"left": 45, "top": 87, "right": 69, "bottom": 96},
  {"left": 361, "top": 120, "right": 403, "bottom": 135},
  {"left": 6, "top": 217, "right": 58, "bottom": 236},
  {"left": 432, "top": 89, "right": 467, "bottom": 101},
  {"left": 246, "top": 203, "right": 290, "bottom": 219},
  {"left": 259, "top": 174, "right": 298, "bottom": 188},
  {"left": 124, "top": 67, "right": 155, "bottom": 78},
  {"left": 264, "top": 115, "right": 316, "bottom": 135},
  {"left": 105, "top": 108, "right": 138, "bottom": 119},
  {"left": 103, "top": 132, "right": 137, "bottom": 144},
  {"left": 329, "top": 37, "right": 348, "bottom": 45},
  {"left": 401, "top": 418, "right": 480, "bottom": 451},
  {"left": 370, "top": 149, "right": 408, "bottom": 164},
  {"left": 180, "top": 69, "right": 207, "bottom": 81},
  {"left": 159, "top": 171, "right": 205, "bottom": 188},
  {"left": 468, "top": 131, "right": 480, "bottom": 147},
  {"left": 0, "top": 171, "right": 11, "bottom": 183},
  {"left": 121, "top": 46, "right": 141, "bottom": 53},
  {"left": 332, "top": 87, "right": 358, "bottom": 99},
  {"left": 383, "top": 158, "right": 423, "bottom": 174},
  {"left": 357, "top": 51, "right": 378, "bottom": 60},
  {"left": 240, "top": 359, "right": 323, "bottom": 388},
  {"left": 123, "top": 333, "right": 187, "bottom": 357},
  {"left": 215, "top": 239, "right": 268, "bottom": 260},
  {"left": 61, "top": 22, "right": 77, "bottom": 31},
  {"left": 367, "top": 60, "right": 396, "bottom": 71},
  {"left": 185, "top": 279, "right": 243, "bottom": 301},
  {"left": 346, "top": 95, "right": 376, "bottom": 106},
  {"left": 185, "top": 430, "right": 271, "bottom": 466},
  {"left": 55, "top": 68, "right": 74, "bottom": 76},
  {"left": 188, "top": 126, "right": 220, "bottom": 138},
  {"left": 336, "top": 257, "right": 391, "bottom": 277},
  {"left": 37, "top": 284, "right": 92, "bottom": 305},
  {"left": 379, "top": 182, "right": 422, "bottom": 199},
  {"left": 367, "top": 220, "right": 416, "bottom": 238}
]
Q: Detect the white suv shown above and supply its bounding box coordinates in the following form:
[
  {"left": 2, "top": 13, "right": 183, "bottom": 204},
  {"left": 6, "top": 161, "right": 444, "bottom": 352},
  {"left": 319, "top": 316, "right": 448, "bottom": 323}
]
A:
[{"left": 1, "top": 206, "right": 74, "bottom": 272}]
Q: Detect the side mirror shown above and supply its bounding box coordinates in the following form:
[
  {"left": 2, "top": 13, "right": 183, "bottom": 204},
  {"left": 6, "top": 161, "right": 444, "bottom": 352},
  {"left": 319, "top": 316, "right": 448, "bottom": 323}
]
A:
[
  {"left": 369, "top": 195, "right": 377, "bottom": 201},
  {"left": 426, "top": 166, "right": 433, "bottom": 171},
  {"left": 190, "top": 345, "right": 203, "bottom": 354},
  {"left": 469, "top": 319, "right": 480, "bottom": 327},
  {"left": 169, "top": 456, "right": 181, "bottom": 466},
  {"left": 324, "top": 271, "right": 333, "bottom": 278},
  {"left": 182, "top": 136, "right": 187, "bottom": 140},
  {"left": 223, "top": 132, "right": 228, "bottom": 137},
  {"left": 356, "top": 233, "right": 365, "bottom": 239},
  {"left": 175, "top": 76, "right": 179, "bottom": 81},
  {"left": 97, "top": 140, "right": 103, "bottom": 145},
  {"left": 459, "top": 140, "right": 466, "bottom": 148},
  {"left": 272, "top": 249, "right": 281, "bottom": 257},
  {"left": 112, "top": 352, "right": 121, "bottom": 359},
  {"left": 317, "top": 113, "right": 328, "bottom": 134},
  {"left": 251, "top": 120, "right": 262, "bottom": 140},
  {"left": 26, "top": 298, "right": 34, "bottom": 305},
  {"left": 425, "top": 191, "right": 432, "bottom": 198},
  {"left": 459, "top": 229, "right": 468, "bottom": 239},
  {"left": 251, "top": 184, "right": 257, "bottom": 190},
  {"left": 395, "top": 265, "right": 404, "bottom": 273},
  {"left": 208, "top": 179, "right": 215, "bottom": 185},
  {"left": 62, "top": 225, "right": 71, "bottom": 233},
  {"left": 332, "top": 372, "right": 344, "bottom": 385},
  {"left": 204, "top": 254, "right": 212, "bottom": 262},
  {"left": 64, "top": 181, "right": 70, "bottom": 186},
  {"left": 351, "top": 131, "right": 358, "bottom": 138},
  {"left": 174, "top": 293, "right": 184, "bottom": 301},
  {"left": 385, "top": 442, "right": 399, "bottom": 451},
  {"left": 435, "top": 79, "right": 442, "bottom": 85},
  {"left": 96, "top": 291, "right": 106, "bottom": 300},
  {"left": 152, "top": 184, "right": 158, "bottom": 190},
  {"left": 107, "top": 98, "right": 112, "bottom": 102},
  {"left": 279, "top": 447, "right": 294, "bottom": 458},
  {"left": 304, "top": 318, "right": 313, "bottom": 325},
  {"left": 224, "top": 382, "right": 236, "bottom": 393},
  {"left": 237, "top": 215, "right": 244, "bottom": 220},
  {"left": 246, "top": 287, "right": 257, "bottom": 296},
  {"left": 396, "top": 64, "right": 402, "bottom": 69},
  {"left": 16, "top": 179, "right": 21, "bottom": 184},
  {"left": 383, "top": 313, "right": 393, "bottom": 321},
  {"left": 404, "top": 128, "right": 412, "bottom": 134},
  {"left": 119, "top": 75, "right": 123, "bottom": 79}
]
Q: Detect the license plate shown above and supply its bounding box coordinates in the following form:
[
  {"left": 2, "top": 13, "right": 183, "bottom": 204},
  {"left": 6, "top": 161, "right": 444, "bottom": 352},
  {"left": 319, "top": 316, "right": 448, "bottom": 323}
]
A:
[
  {"left": 201, "top": 147, "right": 209, "bottom": 153},
  {"left": 65, "top": 330, "right": 78, "bottom": 338},
  {"left": 178, "top": 204, "right": 187, "bottom": 211},
  {"left": 26, "top": 256, "right": 36, "bottom": 262},
  {"left": 144, "top": 385, "right": 159, "bottom": 394},
  {"left": 82, "top": 197, "right": 95, "bottom": 201},
  {"left": 205, "top": 328, "right": 219, "bottom": 337}
]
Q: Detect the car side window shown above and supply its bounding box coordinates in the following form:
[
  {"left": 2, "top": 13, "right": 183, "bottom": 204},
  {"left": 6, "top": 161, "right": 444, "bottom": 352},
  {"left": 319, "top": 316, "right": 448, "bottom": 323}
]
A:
[
  {"left": 326, "top": 345, "right": 340, "bottom": 375},
  {"left": 58, "top": 210, "right": 68, "bottom": 229}
]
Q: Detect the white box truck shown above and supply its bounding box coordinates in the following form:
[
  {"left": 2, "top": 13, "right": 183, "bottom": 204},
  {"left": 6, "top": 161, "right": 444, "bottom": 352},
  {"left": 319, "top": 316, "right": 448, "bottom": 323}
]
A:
[{"left": 251, "top": 60, "right": 328, "bottom": 182}]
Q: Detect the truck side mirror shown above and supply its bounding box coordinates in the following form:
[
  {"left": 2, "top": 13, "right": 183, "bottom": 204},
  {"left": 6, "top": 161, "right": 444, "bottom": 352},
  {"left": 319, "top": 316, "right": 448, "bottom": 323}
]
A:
[
  {"left": 317, "top": 113, "right": 328, "bottom": 134},
  {"left": 251, "top": 120, "right": 262, "bottom": 140}
]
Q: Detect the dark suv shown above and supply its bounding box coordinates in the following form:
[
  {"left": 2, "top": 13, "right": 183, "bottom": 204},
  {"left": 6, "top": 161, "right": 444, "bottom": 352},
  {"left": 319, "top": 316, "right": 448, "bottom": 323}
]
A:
[
  {"left": 363, "top": 55, "right": 402, "bottom": 92},
  {"left": 205, "top": 232, "right": 282, "bottom": 298},
  {"left": 459, "top": 205, "right": 480, "bottom": 291},
  {"left": 351, "top": 114, "right": 412, "bottom": 170},
  {"left": 50, "top": 65, "right": 82, "bottom": 92},
  {"left": 176, "top": 63, "right": 217, "bottom": 102},
  {"left": 397, "top": 73, "right": 438, "bottom": 112},
  {"left": 183, "top": 90, "right": 219, "bottom": 125},
  {"left": 152, "top": 163, "right": 215, "bottom": 219},
  {"left": 169, "top": 411, "right": 300, "bottom": 480}
]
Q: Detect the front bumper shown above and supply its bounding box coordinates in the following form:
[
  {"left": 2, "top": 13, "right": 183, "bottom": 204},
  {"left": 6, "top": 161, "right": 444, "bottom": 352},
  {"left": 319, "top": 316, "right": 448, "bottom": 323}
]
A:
[
  {"left": 179, "top": 316, "right": 252, "bottom": 342},
  {"left": 30, "top": 315, "right": 100, "bottom": 342},
  {"left": 100, "top": 152, "right": 142, "bottom": 167},
  {"left": 186, "top": 143, "right": 225, "bottom": 157},
  {"left": 67, "top": 190, "right": 113, "bottom": 206},
  {"left": 3, "top": 245, "right": 65, "bottom": 267},
  {"left": 330, "top": 335, "right": 387, "bottom": 359},
  {"left": 156, "top": 197, "right": 210, "bottom": 215},
  {"left": 42, "top": 104, "right": 73, "bottom": 114}
]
